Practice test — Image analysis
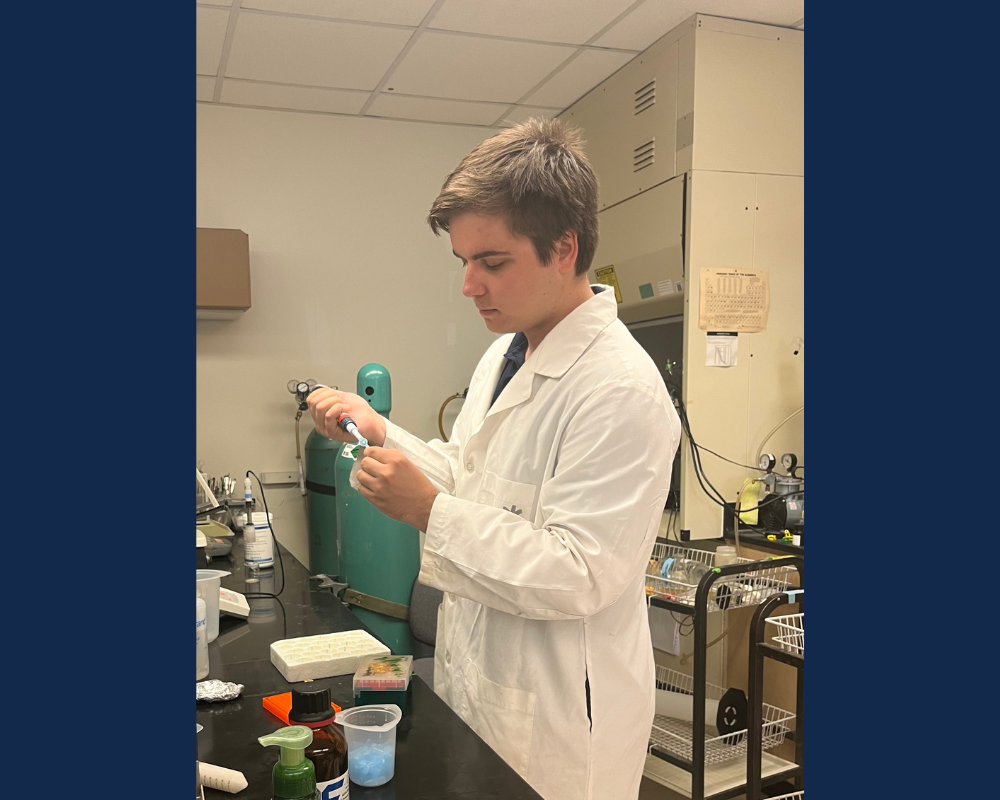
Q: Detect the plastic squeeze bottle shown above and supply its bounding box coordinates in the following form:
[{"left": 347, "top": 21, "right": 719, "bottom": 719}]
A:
[
  {"left": 259, "top": 726, "right": 319, "bottom": 800},
  {"left": 290, "top": 686, "right": 350, "bottom": 800}
]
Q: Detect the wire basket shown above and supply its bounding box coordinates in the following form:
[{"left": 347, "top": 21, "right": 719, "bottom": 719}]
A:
[
  {"left": 771, "top": 793, "right": 803, "bottom": 800},
  {"left": 765, "top": 613, "right": 804, "bottom": 656},
  {"left": 649, "top": 665, "right": 794, "bottom": 766},
  {"left": 645, "top": 544, "right": 795, "bottom": 613}
]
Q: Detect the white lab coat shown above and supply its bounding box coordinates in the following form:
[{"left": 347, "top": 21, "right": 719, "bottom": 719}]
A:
[{"left": 382, "top": 288, "right": 681, "bottom": 800}]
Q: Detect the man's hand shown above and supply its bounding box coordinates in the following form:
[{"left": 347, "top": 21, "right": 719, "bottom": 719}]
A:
[
  {"left": 306, "top": 388, "right": 387, "bottom": 446},
  {"left": 356, "top": 447, "right": 439, "bottom": 532}
]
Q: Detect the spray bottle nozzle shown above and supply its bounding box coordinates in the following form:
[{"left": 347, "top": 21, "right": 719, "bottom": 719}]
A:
[{"left": 259, "top": 726, "right": 316, "bottom": 799}]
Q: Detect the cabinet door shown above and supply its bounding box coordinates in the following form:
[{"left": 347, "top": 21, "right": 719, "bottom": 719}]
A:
[{"left": 196, "top": 228, "right": 250, "bottom": 311}]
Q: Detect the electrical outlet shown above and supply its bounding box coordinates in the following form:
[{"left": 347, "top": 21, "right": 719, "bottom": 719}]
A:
[{"left": 261, "top": 471, "right": 298, "bottom": 486}]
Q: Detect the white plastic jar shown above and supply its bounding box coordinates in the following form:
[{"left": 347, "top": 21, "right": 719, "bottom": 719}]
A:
[{"left": 244, "top": 511, "right": 275, "bottom": 568}]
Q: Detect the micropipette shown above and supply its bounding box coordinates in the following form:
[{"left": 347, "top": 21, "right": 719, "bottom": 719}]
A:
[{"left": 312, "top": 384, "right": 369, "bottom": 448}]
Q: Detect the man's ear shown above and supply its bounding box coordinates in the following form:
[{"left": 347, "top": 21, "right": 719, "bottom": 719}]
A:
[{"left": 554, "top": 231, "right": 579, "bottom": 275}]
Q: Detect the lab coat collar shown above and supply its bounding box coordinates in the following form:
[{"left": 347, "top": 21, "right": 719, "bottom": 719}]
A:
[
  {"left": 479, "top": 287, "right": 616, "bottom": 424},
  {"left": 528, "top": 285, "right": 618, "bottom": 379}
]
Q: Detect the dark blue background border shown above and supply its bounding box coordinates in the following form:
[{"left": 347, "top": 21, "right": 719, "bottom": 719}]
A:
[
  {"left": 4, "top": 2, "right": 989, "bottom": 795},
  {"left": 809, "top": 5, "right": 989, "bottom": 798},
  {"left": 6, "top": 3, "right": 191, "bottom": 794}
]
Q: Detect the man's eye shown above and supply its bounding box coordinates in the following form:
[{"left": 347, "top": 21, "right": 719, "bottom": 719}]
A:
[{"left": 483, "top": 261, "right": 505, "bottom": 270}]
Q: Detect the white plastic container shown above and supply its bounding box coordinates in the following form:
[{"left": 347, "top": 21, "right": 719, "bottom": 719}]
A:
[
  {"left": 197, "top": 597, "right": 209, "bottom": 680},
  {"left": 244, "top": 511, "right": 274, "bottom": 568},
  {"left": 715, "top": 545, "right": 738, "bottom": 566},
  {"left": 196, "top": 569, "right": 231, "bottom": 642},
  {"left": 335, "top": 705, "right": 402, "bottom": 787}
]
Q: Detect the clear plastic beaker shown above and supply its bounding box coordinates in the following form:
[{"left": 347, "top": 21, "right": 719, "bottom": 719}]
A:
[
  {"left": 335, "top": 704, "right": 402, "bottom": 787},
  {"left": 196, "top": 569, "right": 231, "bottom": 642}
]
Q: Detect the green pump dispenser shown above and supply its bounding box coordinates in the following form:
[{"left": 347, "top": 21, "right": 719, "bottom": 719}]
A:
[{"left": 258, "top": 726, "right": 318, "bottom": 800}]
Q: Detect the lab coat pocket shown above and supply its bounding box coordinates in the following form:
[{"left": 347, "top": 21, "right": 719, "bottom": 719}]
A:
[
  {"left": 480, "top": 471, "right": 539, "bottom": 521},
  {"left": 465, "top": 661, "right": 536, "bottom": 777}
]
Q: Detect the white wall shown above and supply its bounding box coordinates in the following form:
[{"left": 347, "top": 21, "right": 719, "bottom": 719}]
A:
[{"left": 197, "top": 105, "right": 498, "bottom": 565}]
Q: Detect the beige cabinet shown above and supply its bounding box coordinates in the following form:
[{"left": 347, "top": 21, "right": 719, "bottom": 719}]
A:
[{"left": 196, "top": 228, "right": 250, "bottom": 319}]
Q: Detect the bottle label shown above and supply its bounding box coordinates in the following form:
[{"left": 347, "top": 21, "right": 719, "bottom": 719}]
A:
[
  {"left": 244, "top": 525, "right": 274, "bottom": 564},
  {"left": 317, "top": 771, "right": 349, "bottom": 800}
]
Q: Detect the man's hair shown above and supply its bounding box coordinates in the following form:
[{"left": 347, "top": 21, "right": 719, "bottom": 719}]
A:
[{"left": 427, "top": 118, "right": 599, "bottom": 277}]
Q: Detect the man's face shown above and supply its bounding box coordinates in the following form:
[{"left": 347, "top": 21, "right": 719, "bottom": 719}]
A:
[{"left": 449, "top": 212, "right": 568, "bottom": 337}]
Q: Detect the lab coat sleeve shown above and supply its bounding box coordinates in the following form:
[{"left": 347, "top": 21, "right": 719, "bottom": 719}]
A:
[
  {"left": 419, "top": 380, "right": 680, "bottom": 620},
  {"left": 382, "top": 418, "right": 461, "bottom": 495}
]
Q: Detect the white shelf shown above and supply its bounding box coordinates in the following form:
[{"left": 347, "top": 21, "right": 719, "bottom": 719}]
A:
[
  {"left": 651, "top": 666, "right": 794, "bottom": 766},
  {"left": 642, "top": 750, "right": 797, "bottom": 799}
]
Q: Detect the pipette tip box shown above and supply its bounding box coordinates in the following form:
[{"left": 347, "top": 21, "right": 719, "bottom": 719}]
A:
[
  {"left": 353, "top": 655, "right": 413, "bottom": 711},
  {"left": 353, "top": 655, "right": 413, "bottom": 692}
]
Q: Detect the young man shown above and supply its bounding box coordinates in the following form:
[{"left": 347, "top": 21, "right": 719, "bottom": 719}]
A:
[{"left": 308, "top": 119, "right": 681, "bottom": 800}]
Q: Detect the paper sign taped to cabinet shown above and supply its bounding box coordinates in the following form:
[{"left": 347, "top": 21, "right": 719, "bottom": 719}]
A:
[
  {"left": 706, "top": 332, "right": 738, "bottom": 367},
  {"left": 698, "top": 268, "right": 770, "bottom": 332}
]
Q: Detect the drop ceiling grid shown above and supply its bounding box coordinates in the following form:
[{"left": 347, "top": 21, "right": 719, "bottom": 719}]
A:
[{"left": 195, "top": 0, "right": 803, "bottom": 128}]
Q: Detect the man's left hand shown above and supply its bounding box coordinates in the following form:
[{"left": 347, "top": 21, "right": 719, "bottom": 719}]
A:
[{"left": 356, "top": 447, "right": 439, "bottom": 532}]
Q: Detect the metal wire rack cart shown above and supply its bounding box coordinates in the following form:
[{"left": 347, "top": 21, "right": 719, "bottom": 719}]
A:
[
  {"left": 645, "top": 543, "right": 804, "bottom": 799},
  {"left": 747, "top": 592, "right": 804, "bottom": 800}
]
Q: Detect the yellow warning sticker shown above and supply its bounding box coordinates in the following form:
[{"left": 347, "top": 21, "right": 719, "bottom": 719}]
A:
[{"left": 594, "top": 265, "right": 622, "bottom": 303}]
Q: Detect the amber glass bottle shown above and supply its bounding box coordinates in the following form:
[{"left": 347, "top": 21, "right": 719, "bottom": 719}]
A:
[{"left": 289, "top": 686, "right": 349, "bottom": 800}]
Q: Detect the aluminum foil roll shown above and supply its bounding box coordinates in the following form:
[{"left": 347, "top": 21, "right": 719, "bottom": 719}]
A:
[{"left": 196, "top": 679, "right": 244, "bottom": 703}]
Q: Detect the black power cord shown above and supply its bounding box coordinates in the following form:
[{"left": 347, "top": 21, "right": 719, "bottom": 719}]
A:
[
  {"left": 244, "top": 470, "right": 286, "bottom": 599},
  {"left": 663, "top": 373, "right": 804, "bottom": 512}
]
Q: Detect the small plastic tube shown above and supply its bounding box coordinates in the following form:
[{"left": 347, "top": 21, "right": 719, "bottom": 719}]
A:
[{"left": 198, "top": 763, "right": 248, "bottom": 793}]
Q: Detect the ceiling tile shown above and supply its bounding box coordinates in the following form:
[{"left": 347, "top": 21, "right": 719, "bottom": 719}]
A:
[
  {"left": 388, "top": 31, "right": 575, "bottom": 103},
  {"left": 197, "top": 7, "right": 231, "bottom": 76},
  {"left": 225, "top": 13, "right": 412, "bottom": 90},
  {"left": 241, "top": 0, "right": 436, "bottom": 26},
  {"left": 220, "top": 79, "right": 369, "bottom": 113},
  {"left": 497, "top": 105, "right": 561, "bottom": 127},
  {"left": 595, "top": 1, "right": 804, "bottom": 50},
  {"left": 196, "top": 76, "right": 216, "bottom": 102},
  {"left": 429, "top": 0, "right": 638, "bottom": 45},
  {"left": 368, "top": 94, "right": 506, "bottom": 126},
  {"left": 524, "top": 49, "right": 634, "bottom": 108}
]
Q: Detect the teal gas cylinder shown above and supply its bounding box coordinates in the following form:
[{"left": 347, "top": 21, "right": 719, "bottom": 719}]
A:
[
  {"left": 335, "top": 364, "right": 422, "bottom": 654},
  {"left": 304, "top": 430, "right": 341, "bottom": 576}
]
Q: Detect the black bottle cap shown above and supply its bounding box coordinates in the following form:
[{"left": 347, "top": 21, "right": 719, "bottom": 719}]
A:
[{"left": 289, "top": 685, "right": 336, "bottom": 724}]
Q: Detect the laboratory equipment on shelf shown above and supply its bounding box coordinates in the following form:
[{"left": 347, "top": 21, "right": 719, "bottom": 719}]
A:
[
  {"left": 335, "top": 704, "right": 402, "bottom": 788},
  {"left": 258, "top": 726, "right": 319, "bottom": 800},
  {"left": 754, "top": 453, "right": 804, "bottom": 533}
]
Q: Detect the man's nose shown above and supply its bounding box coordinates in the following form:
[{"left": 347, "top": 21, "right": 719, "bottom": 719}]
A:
[{"left": 462, "top": 264, "right": 485, "bottom": 298}]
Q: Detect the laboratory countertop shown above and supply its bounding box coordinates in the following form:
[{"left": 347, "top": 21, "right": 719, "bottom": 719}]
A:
[{"left": 198, "top": 537, "right": 543, "bottom": 800}]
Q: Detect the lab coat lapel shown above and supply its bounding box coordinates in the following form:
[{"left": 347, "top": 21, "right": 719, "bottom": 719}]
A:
[
  {"left": 465, "top": 290, "right": 616, "bottom": 449},
  {"left": 467, "top": 351, "right": 534, "bottom": 448}
]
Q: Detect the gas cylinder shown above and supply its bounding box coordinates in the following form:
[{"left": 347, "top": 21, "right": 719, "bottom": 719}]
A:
[{"left": 335, "top": 364, "right": 421, "bottom": 654}]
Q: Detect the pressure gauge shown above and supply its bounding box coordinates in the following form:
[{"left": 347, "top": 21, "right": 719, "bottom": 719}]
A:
[
  {"left": 758, "top": 453, "right": 776, "bottom": 472},
  {"left": 781, "top": 453, "right": 798, "bottom": 472},
  {"left": 305, "top": 379, "right": 317, "bottom": 390},
  {"left": 287, "top": 379, "right": 299, "bottom": 394}
]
